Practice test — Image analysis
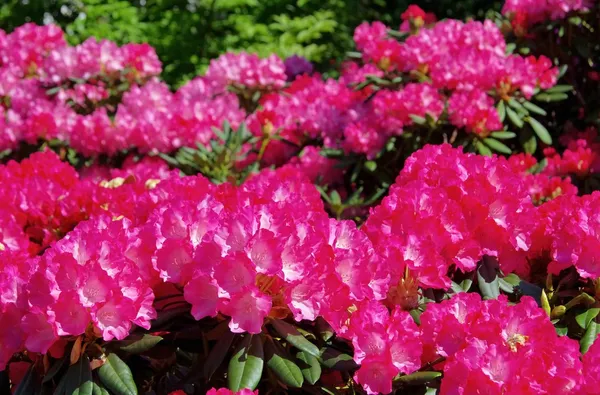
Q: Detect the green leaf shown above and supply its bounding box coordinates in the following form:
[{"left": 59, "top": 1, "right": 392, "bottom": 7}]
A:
[
  {"left": 228, "top": 335, "right": 264, "bottom": 391},
  {"left": 271, "top": 319, "right": 320, "bottom": 358},
  {"left": 43, "top": 355, "right": 68, "bottom": 383},
  {"left": 545, "top": 85, "right": 573, "bottom": 94},
  {"left": 409, "top": 114, "right": 426, "bottom": 125},
  {"left": 409, "top": 309, "right": 422, "bottom": 326},
  {"left": 521, "top": 128, "right": 537, "bottom": 154},
  {"left": 461, "top": 278, "right": 474, "bottom": 291},
  {"left": 68, "top": 355, "right": 93, "bottom": 395},
  {"left": 506, "top": 107, "right": 524, "bottom": 128},
  {"left": 475, "top": 140, "right": 492, "bottom": 157},
  {"left": 296, "top": 351, "right": 321, "bottom": 385},
  {"left": 98, "top": 354, "right": 138, "bottom": 395},
  {"left": 329, "top": 190, "right": 342, "bottom": 206},
  {"left": 576, "top": 308, "right": 600, "bottom": 330},
  {"left": 265, "top": 338, "right": 304, "bottom": 388},
  {"left": 477, "top": 257, "right": 500, "bottom": 299},
  {"left": 499, "top": 278, "right": 515, "bottom": 294},
  {"left": 555, "top": 326, "right": 568, "bottom": 336},
  {"left": 535, "top": 92, "right": 569, "bottom": 102},
  {"left": 527, "top": 117, "right": 552, "bottom": 145},
  {"left": 505, "top": 43, "right": 516, "bottom": 54},
  {"left": 320, "top": 347, "right": 358, "bottom": 371},
  {"left": 581, "top": 321, "right": 600, "bottom": 354},
  {"left": 490, "top": 131, "right": 516, "bottom": 140},
  {"left": 315, "top": 317, "right": 334, "bottom": 342},
  {"left": 557, "top": 65, "right": 568, "bottom": 79},
  {"left": 483, "top": 138, "right": 512, "bottom": 154},
  {"left": 120, "top": 335, "right": 163, "bottom": 354},
  {"left": 204, "top": 330, "right": 235, "bottom": 379},
  {"left": 502, "top": 273, "right": 521, "bottom": 286},
  {"left": 92, "top": 383, "right": 110, "bottom": 395},
  {"left": 496, "top": 101, "right": 506, "bottom": 122},
  {"left": 364, "top": 160, "right": 377, "bottom": 172},
  {"left": 451, "top": 281, "right": 465, "bottom": 294},
  {"left": 394, "top": 371, "right": 442, "bottom": 385},
  {"left": 522, "top": 101, "right": 547, "bottom": 116},
  {"left": 507, "top": 98, "right": 525, "bottom": 112}
]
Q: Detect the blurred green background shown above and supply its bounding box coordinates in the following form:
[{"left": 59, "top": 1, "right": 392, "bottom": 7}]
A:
[{"left": 0, "top": 0, "right": 502, "bottom": 87}]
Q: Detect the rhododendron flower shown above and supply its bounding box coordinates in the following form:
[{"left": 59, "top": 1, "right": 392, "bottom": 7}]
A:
[
  {"left": 503, "top": 0, "right": 588, "bottom": 27},
  {"left": 364, "top": 144, "right": 534, "bottom": 287},
  {"left": 400, "top": 5, "right": 437, "bottom": 32},
  {"left": 205, "top": 52, "right": 286, "bottom": 93},
  {"left": 583, "top": 339, "right": 600, "bottom": 394}
]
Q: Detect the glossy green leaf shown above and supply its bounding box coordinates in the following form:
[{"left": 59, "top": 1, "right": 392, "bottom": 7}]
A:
[
  {"left": 409, "top": 309, "right": 422, "bottom": 325},
  {"left": 98, "top": 354, "right": 138, "bottom": 395},
  {"left": 507, "top": 98, "right": 525, "bottom": 112},
  {"left": 545, "top": 85, "right": 573, "bottom": 94},
  {"left": 409, "top": 114, "right": 426, "bottom": 125},
  {"left": 43, "top": 355, "right": 68, "bottom": 383},
  {"left": 461, "top": 278, "right": 474, "bottom": 292},
  {"left": 477, "top": 257, "right": 500, "bottom": 299},
  {"left": 120, "top": 335, "right": 163, "bottom": 354},
  {"left": 92, "top": 383, "right": 110, "bottom": 395},
  {"left": 576, "top": 308, "right": 600, "bottom": 330},
  {"left": 69, "top": 355, "right": 93, "bottom": 395},
  {"left": 535, "top": 92, "right": 569, "bottom": 102},
  {"left": 204, "top": 330, "right": 235, "bottom": 379},
  {"left": 475, "top": 140, "right": 492, "bottom": 157},
  {"left": 506, "top": 107, "right": 524, "bottom": 128},
  {"left": 499, "top": 278, "right": 515, "bottom": 294},
  {"left": 451, "top": 281, "right": 465, "bottom": 294},
  {"left": 490, "top": 131, "right": 516, "bottom": 140},
  {"left": 502, "top": 273, "right": 521, "bottom": 286},
  {"left": 527, "top": 117, "right": 552, "bottom": 145},
  {"left": 522, "top": 101, "right": 547, "bottom": 116},
  {"left": 228, "top": 335, "right": 264, "bottom": 391},
  {"left": 580, "top": 321, "right": 600, "bottom": 354},
  {"left": 555, "top": 326, "right": 568, "bottom": 336},
  {"left": 496, "top": 101, "right": 506, "bottom": 122},
  {"left": 320, "top": 347, "right": 358, "bottom": 371},
  {"left": 296, "top": 351, "right": 321, "bottom": 385},
  {"left": 271, "top": 319, "right": 320, "bottom": 358},
  {"left": 521, "top": 128, "right": 537, "bottom": 154},
  {"left": 483, "top": 138, "right": 512, "bottom": 154},
  {"left": 315, "top": 317, "right": 334, "bottom": 342},
  {"left": 394, "top": 371, "right": 442, "bottom": 385},
  {"left": 264, "top": 339, "right": 303, "bottom": 388}
]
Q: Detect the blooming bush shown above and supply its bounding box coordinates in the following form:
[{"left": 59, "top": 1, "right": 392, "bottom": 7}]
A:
[{"left": 2, "top": 1, "right": 600, "bottom": 395}]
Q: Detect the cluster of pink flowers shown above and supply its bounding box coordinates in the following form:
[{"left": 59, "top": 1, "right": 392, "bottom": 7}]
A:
[
  {"left": 430, "top": 293, "right": 582, "bottom": 394},
  {"left": 1, "top": 25, "right": 291, "bottom": 156},
  {"left": 364, "top": 144, "right": 535, "bottom": 287},
  {"left": 0, "top": 142, "right": 600, "bottom": 392},
  {"left": 244, "top": 14, "right": 561, "bottom": 160},
  {"left": 205, "top": 52, "right": 286, "bottom": 93},
  {"left": 502, "top": 0, "right": 590, "bottom": 29},
  {"left": 1, "top": 15, "right": 563, "bottom": 162},
  {"left": 0, "top": 151, "right": 92, "bottom": 256},
  {"left": 507, "top": 153, "right": 578, "bottom": 204},
  {"left": 543, "top": 127, "right": 600, "bottom": 178}
]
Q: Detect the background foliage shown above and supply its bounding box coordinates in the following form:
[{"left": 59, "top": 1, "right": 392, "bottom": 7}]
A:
[{"left": 0, "top": 0, "right": 502, "bottom": 86}]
